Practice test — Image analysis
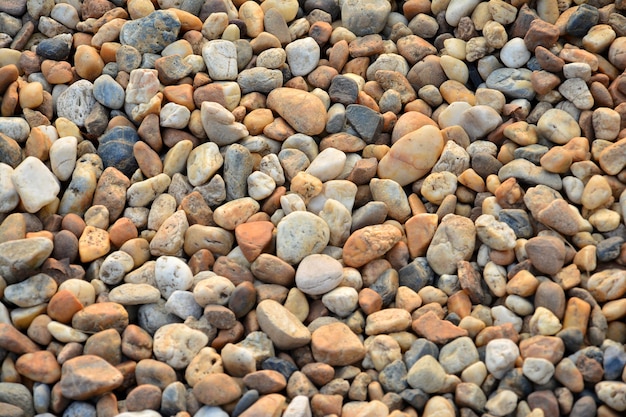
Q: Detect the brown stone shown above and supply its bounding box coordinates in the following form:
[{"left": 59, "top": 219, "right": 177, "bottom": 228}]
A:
[
  {"left": 192, "top": 373, "right": 242, "bottom": 406},
  {"left": 266, "top": 88, "right": 327, "bottom": 135},
  {"left": 84, "top": 328, "right": 122, "bottom": 365},
  {"left": 243, "top": 370, "right": 287, "bottom": 394},
  {"left": 122, "top": 324, "right": 153, "bottom": 361},
  {"left": 16, "top": 350, "right": 61, "bottom": 384},
  {"left": 519, "top": 335, "right": 565, "bottom": 364},
  {"left": 474, "top": 323, "right": 520, "bottom": 347},
  {"left": 47, "top": 289, "right": 84, "bottom": 323},
  {"left": 60, "top": 355, "right": 124, "bottom": 400},
  {"left": 135, "top": 359, "right": 177, "bottom": 390},
  {"left": 72, "top": 302, "right": 129, "bottom": 333},
  {"left": 108, "top": 217, "right": 138, "bottom": 248},
  {"left": 311, "top": 322, "right": 365, "bottom": 366},
  {"left": 133, "top": 141, "right": 163, "bottom": 178},
  {"left": 125, "top": 384, "right": 162, "bottom": 411},
  {"left": 411, "top": 311, "right": 468, "bottom": 344},
  {"left": 250, "top": 253, "right": 295, "bottom": 286},
  {"left": 0, "top": 323, "right": 39, "bottom": 354},
  {"left": 525, "top": 236, "right": 566, "bottom": 275},
  {"left": 235, "top": 221, "right": 275, "bottom": 262},
  {"left": 343, "top": 224, "right": 403, "bottom": 268}
]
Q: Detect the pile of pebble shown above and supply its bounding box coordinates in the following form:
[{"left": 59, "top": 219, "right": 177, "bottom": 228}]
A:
[{"left": 1, "top": 0, "right": 626, "bottom": 416}]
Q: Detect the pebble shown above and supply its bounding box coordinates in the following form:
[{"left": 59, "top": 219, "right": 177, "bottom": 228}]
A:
[
  {"left": 0, "top": 0, "right": 625, "bottom": 415},
  {"left": 60, "top": 355, "right": 124, "bottom": 400},
  {"left": 276, "top": 211, "right": 330, "bottom": 264}
]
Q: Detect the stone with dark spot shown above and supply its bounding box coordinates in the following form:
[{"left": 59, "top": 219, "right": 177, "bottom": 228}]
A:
[
  {"left": 119, "top": 10, "right": 181, "bottom": 54},
  {"left": 98, "top": 126, "right": 140, "bottom": 177}
]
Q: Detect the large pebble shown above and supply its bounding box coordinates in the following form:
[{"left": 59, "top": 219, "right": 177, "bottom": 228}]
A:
[
  {"left": 426, "top": 214, "right": 476, "bottom": 275},
  {"left": 153, "top": 323, "right": 209, "bottom": 369},
  {"left": 11, "top": 156, "right": 60, "bottom": 213},
  {"left": 295, "top": 253, "right": 344, "bottom": 295},
  {"left": 276, "top": 211, "right": 330, "bottom": 264},
  {"left": 378, "top": 125, "right": 444, "bottom": 186},
  {"left": 256, "top": 299, "right": 311, "bottom": 350},
  {"left": 266, "top": 88, "right": 327, "bottom": 136}
]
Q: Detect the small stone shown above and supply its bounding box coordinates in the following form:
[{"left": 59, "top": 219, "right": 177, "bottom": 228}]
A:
[
  {"left": 0, "top": 237, "right": 53, "bottom": 285},
  {"left": 200, "top": 101, "right": 249, "bottom": 146},
  {"left": 256, "top": 299, "right": 311, "bottom": 350},
  {"left": 426, "top": 214, "right": 476, "bottom": 275},
  {"left": 485, "top": 389, "right": 518, "bottom": 416}
]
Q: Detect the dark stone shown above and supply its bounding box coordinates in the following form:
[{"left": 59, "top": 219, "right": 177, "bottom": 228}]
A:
[
  {"left": 116, "top": 44, "right": 142, "bottom": 73},
  {"left": 445, "top": 312, "right": 461, "bottom": 326},
  {"left": 119, "top": 10, "right": 181, "bottom": 54},
  {"left": 566, "top": 4, "right": 599, "bottom": 37},
  {"left": 557, "top": 327, "right": 584, "bottom": 353},
  {"left": 0, "top": 133, "right": 22, "bottom": 168},
  {"left": 398, "top": 257, "right": 435, "bottom": 293},
  {"left": 596, "top": 236, "right": 624, "bottom": 262},
  {"left": 232, "top": 389, "right": 259, "bottom": 417},
  {"left": 527, "top": 390, "right": 560, "bottom": 417},
  {"left": 160, "top": 381, "right": 187, "bottom": 416},
  {"left": 404, "top": 339, "right": 439, "bottom": 370},
  {"left": 85, "top": 103, "right": 109, "bottom": 137},
  {"left": 513, "top": 144, "right": 548, "bottom": 164},
  {"left": 305, "top": 0, "right": 340, "bottom": 20},
  {"left": 498, "top": 368, "right": 533, "bottom": 399},
  {"left": 262, "top": 357, "right": 298, "bottom": 380},
  {"left": 228, "top": 282, "right": 256, "bottom": 319},
  {"left": 499, "top": 209, "right": 534, "bottom": 239},
  {"left": 224, "top": 143, "right": 253, "bottom": 201},
  {"left": 569, "top": 396, "right": 597, "bottom": 417},
  {"left": 471, "top": 153, "right": 502, "bottom": 178},
  {"left": 369, "top": 268, "right": 399, "bottom": 307},
  {"left": 400, "top": 388, "right": 429, "bottom": 411},
  {"left": 351, "top": 201, "right": 388, "bottom": 233},
  {"left": 345, "top": 104, "right": 384, "bottom": 143},
  {"left": 98, "top": 126, "right": 140, "bottom": 177},
  {"left": 379, "top": 360, "right": 408, "bottom": 393},
  {"left": 36, "top": 34, "right": 72, "bottom": 60},
  {"left": 602, "top": 344, "right": 626, "bottom": 381},
  {"left": 328, "top": 75, "right": 359, "bottom": 105}
]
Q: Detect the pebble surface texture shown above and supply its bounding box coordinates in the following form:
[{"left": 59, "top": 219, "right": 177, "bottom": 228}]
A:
[{"left": 1, "top": 0, "right": 626, "bottom": 416}]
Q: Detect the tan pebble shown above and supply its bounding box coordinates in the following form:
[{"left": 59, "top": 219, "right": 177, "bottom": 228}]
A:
[
  {"left": 266, "top": 88, "right": 327, "bottom": 135},
  {"left": 60, "top": 355, "right": 124, "bottom": 400},
  {"left": 581, "top": 175, "right": 613, "bottom": 210},
  {"left": 192, "top": 372, "right": 242, "bottom": 406},
  {"left": 19, "top": 82, "right": 44, "bottom": 109},
  {"left": 378, "top": 125, "right": 444, "bottom": 186},
  {"left": 243, "top": 108, "right": 273, "bottom": 136},
  {"left": 74, "top": 45, "right": 104, "bottom": 81},
  {"left": 78, "top": 225, "right": 110, "bottom": 263},
  {"left": 311, "top": 322, "right": 365, "bottom": 366}
]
